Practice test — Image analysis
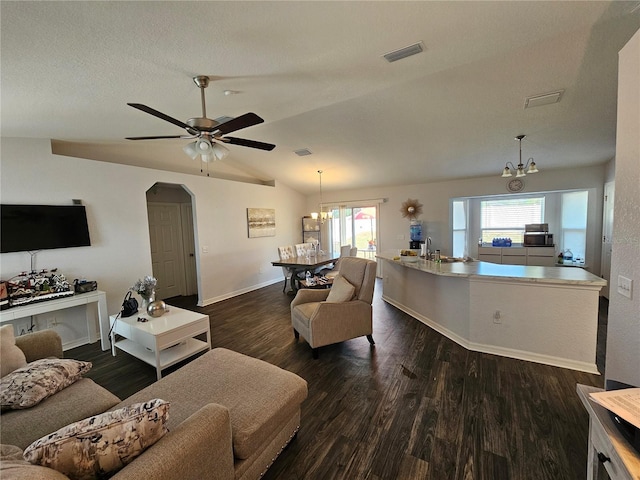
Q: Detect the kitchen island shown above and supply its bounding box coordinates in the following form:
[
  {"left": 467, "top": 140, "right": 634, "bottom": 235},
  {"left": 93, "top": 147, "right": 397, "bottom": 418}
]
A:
[{"left": 377, "top": 252, "right": 606, "bottom": 373}]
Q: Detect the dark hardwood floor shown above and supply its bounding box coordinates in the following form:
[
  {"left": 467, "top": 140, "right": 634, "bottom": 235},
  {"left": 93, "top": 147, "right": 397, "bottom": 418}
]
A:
[{"left": 69, "top": 280, "right": 605, "bottom": 479}]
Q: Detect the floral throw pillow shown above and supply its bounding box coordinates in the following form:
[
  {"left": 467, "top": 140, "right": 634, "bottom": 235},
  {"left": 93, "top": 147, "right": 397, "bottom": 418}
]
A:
[
  {"left": 23, "top": 399, "right": 170, "bottom": 480},
  {"left": 0, "top": 358, "right": 92, "bottom": 410}
]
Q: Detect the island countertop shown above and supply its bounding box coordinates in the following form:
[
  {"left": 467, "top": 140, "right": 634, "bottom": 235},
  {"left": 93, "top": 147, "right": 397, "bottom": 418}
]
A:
[{"left": 375, "top": 251, "right": 606, "bottom": 287}]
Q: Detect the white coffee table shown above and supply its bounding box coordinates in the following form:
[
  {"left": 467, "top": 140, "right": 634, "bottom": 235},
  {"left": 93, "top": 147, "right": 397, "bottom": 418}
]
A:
[{"left": 109, "top": 306, "right": 211, "bottom": 380}]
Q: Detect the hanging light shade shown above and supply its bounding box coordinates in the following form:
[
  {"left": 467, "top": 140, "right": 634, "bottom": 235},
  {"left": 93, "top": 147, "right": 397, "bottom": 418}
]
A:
[
  {"left": 500, "top": 135, "right": 540, "bottom": 178},
  {"left": 183, "top": 141, "right": 199, "bottom": 160}
]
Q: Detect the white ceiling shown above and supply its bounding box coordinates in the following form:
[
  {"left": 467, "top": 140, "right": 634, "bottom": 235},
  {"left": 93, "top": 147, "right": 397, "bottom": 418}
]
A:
[{"left": 2, "top": 1, "right": 639, "bottom": 193}]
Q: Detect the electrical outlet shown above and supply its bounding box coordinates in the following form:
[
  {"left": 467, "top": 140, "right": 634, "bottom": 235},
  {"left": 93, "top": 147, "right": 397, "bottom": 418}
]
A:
[
  {"left": 493, "top": 310, "right": 502, "bottom": 324},
  {"left": 202, "top": 245, "right": 209, "bottom": 254},
  {"left": 617, "top": 275, "right": 633, "bottom": 299}
]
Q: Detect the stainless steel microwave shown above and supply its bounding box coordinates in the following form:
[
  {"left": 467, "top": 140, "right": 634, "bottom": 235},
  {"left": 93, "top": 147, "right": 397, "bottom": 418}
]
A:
[{"left": 523, "top": 233, "right": 554, "bottom": 246}]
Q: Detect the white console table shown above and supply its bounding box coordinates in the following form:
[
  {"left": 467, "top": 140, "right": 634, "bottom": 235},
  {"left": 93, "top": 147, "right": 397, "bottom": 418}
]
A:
[
  {"left": 577, "top": 384, "right": 640, "bottom": 480},
  {"left": 0, "top": 290, "right": 108, "bottom": 350}
]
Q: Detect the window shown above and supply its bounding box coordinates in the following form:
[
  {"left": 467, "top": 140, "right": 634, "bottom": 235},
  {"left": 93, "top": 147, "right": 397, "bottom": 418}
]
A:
[
  {"left": 480, "top": 197, "right": 545, "bottom": 244},
  {"left": 452, "top": 200, "right": 468, "bottom": 258},
  {"left": 561, "top": 191, "right": 588, "bottom": 260}
]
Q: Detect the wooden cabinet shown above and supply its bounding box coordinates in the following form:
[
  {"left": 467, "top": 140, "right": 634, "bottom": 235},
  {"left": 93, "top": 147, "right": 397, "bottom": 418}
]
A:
[
  {"left": 478, "top": 246, "right": 555, "bottom": 266},
  {"left": 302, "top": 216, "right": 321, "bottom": 243}
]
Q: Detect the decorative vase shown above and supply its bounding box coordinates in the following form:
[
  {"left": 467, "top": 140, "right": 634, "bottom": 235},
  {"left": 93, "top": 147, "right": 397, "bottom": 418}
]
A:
[{"left": 140, "top": 289, "right": 155, "bottom": 311}]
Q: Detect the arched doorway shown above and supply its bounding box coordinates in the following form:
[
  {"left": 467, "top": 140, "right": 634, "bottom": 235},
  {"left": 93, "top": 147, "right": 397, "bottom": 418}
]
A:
[{"left": 145, "top": 183, "right": 198, "bottom": 301}]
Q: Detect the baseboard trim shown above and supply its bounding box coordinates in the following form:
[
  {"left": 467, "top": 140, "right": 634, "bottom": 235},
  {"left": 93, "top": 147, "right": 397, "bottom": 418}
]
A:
[
  {"left": 381, "top": 295, "right": 599, "bottom": 374},
  {"left": 199, "top": 278, "right": 282, "bottom": 307}
]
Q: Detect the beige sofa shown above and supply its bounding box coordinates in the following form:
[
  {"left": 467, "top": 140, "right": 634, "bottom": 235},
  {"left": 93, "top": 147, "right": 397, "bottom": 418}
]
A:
[{"left": 1, "top": 330, "right": 308, "bottom": 479}]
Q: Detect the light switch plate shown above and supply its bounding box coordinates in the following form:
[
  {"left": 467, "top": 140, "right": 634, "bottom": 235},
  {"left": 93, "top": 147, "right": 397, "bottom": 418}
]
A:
[{"left": 617, "top": 275, "right": 633, "bottom": 299}]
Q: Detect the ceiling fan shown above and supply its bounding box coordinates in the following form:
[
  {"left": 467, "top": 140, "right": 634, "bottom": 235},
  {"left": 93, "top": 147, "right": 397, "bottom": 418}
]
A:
[{"left": 126, "top": 75, "right": 275, "bottom": 163}]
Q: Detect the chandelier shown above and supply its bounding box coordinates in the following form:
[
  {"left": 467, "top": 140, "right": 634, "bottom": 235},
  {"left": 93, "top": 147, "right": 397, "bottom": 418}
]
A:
[
  {"left": 501, "top": 135, "right": 539, "bottom": 178},
  {"left": 310, "top": 170, "right": 333, "bottom": 223}
]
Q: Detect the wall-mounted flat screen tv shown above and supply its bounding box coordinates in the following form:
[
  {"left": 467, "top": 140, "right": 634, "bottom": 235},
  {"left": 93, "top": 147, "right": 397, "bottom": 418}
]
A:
[{"left": 1, "top": 204, "right": 91, "bottom": 253}]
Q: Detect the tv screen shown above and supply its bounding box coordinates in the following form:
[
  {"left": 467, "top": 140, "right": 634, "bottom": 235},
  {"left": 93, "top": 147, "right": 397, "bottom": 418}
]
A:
[{"left": 1, "top": 204, "right": 91, "bottom": 253}]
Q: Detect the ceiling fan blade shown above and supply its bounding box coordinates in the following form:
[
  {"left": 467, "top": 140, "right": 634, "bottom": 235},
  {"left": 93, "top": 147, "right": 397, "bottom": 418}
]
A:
[
  {"left": 127, "top": 103, "right": 198, "bottom": 134},
  {"left": 126, "top": 135, "right": 185, "bottom": 140},
  {"left": 215, "top": 112, "right": 264, "bottom": 135},
  {"left": 225, "top": 136, "right": 276, "bottom": 151}
]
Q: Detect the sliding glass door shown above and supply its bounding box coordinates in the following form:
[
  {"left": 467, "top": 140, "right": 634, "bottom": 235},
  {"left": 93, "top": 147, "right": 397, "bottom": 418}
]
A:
[{"left": 326, "top": 205, "right": 377, "bottom": 258}]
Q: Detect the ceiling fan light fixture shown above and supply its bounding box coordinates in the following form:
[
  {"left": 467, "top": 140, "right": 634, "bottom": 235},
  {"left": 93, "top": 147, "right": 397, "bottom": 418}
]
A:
[
  {"left": 212, "top": 142, "right": 230, "bottom": 160},
  {"left": 196, "top": 138, "right": 212, "bottom": 153},
  {"left": 183, "top": 141, "right": 199, "bottom": 160}
]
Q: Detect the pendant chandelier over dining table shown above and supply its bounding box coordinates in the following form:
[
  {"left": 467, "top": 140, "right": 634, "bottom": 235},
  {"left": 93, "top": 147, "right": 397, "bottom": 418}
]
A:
[{"left": 311, "top": 170, "right": 332, "bottom": 222}]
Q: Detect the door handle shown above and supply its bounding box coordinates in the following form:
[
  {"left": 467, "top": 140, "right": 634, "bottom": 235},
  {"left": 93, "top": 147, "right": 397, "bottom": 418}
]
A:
[{"left": 189, "top": 253, "right": 194, "bottom": 257}]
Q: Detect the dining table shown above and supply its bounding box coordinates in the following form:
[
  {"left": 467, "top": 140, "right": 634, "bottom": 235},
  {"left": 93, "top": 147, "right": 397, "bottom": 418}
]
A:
[{"left": 272, "top": 253, "right": 340, "bottom": 292}]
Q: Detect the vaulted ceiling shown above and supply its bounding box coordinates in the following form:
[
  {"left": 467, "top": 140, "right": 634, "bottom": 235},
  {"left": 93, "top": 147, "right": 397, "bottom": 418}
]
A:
[{"left": 2, "top": 1, "right": 639, "bottom": 193}]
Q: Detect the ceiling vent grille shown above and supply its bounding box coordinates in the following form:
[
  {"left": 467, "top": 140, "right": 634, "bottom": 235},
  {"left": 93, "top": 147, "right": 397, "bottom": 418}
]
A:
[
  {"left": 524, "top": 90, "right": 564, "bottom": 109},
  {"left": 383, "top": 42, "right": 424, "bottom": 63},
  {"left": 294, "top": 148, "right": 313, "bottom": 156}
]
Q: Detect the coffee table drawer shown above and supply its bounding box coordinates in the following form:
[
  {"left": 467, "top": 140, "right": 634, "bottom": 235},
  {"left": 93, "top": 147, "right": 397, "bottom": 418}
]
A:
[{"left": 155, "top": 318, "right": 209, "bottom": 350}]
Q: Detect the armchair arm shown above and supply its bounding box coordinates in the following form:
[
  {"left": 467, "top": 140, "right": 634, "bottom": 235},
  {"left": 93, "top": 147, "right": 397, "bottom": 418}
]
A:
[
  {"left": 308, "top": 300, "right": 372, "bottom": 348},
  {"left": 15, "top": 330, "right": 63, "bottom": 362},
  {"left": 290, "top": 289, "right": 330, "bottom": 310}
]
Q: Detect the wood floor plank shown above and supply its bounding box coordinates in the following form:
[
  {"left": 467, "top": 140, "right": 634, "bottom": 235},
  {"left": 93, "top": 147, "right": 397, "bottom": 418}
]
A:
[{"left": 68, "top": 279, "right": 605, "bottom": 480}]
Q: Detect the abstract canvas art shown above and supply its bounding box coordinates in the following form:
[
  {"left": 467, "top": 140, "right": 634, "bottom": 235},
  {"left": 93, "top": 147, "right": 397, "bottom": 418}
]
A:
[{"left": 247, "top": 208, "right": 276, "bottom": 238}]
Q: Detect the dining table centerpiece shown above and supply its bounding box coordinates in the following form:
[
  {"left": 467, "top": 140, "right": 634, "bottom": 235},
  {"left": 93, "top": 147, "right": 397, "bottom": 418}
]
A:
[{"left": 132, "top": 275, "right": 157, "bottom": 310}]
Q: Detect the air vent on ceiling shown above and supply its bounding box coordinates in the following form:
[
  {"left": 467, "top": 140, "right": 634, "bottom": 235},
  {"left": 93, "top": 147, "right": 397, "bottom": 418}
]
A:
[
  {"left": 383, "top": 42, "right": 425, "bottom": 63},
  {"left": 524, "top": 90, "right": 564, "bottom": 109},
  {"left": 294, "top": 148, "right": 313, "bottom": 156}
]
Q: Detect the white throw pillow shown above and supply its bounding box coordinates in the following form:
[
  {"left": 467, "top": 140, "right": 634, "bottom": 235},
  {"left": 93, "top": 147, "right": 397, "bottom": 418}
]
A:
[
  {"left": 0, "top": 325, "right": 27, "bottom": 378},
  {"left": 23, "top": 399, "right": 170, "bottom": 480},
  {"left": 326, "top": 275, "right": 355, "bottom": 303}
]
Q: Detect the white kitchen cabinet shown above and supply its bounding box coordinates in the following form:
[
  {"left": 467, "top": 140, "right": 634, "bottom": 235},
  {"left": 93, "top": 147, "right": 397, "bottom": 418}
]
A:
[{"left": 477, "top": 246, "right": 555, "bottom": 266}]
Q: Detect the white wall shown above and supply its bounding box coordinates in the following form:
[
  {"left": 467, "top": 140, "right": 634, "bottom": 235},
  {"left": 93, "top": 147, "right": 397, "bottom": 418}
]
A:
[
  {"left": 312, "top": 164, "right": 607, "bottom": 275},
  {"left": 0, "top": 138, "right": 307, "bottom": 345},
  {"left": 606, "top": 29, "right": 640, "bottom": 387}
]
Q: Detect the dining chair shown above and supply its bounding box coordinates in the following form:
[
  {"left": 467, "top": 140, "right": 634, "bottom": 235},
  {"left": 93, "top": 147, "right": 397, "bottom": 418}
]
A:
[
  {"left": 278, "top": 245, "right": 296, "bottom": 293},
  {"left": 295, "top": 243, "right": 313, "bottom": 257}
]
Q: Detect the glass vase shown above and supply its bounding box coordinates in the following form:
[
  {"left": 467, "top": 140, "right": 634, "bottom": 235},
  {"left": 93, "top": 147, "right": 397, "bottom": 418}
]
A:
[{"left": 140, "top": 289, "right": 155, "bottom": 311}]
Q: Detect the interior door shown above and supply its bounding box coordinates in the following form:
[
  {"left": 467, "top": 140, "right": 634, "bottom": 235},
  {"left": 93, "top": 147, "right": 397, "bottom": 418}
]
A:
[
  {"left": 181, "top": 204, "right": 197, "bottom": 296},
  {"left": 600, "top": 181, "right": 614, "bottom": 298},
  {"left": 148, "top": 203, "right": 185, "bottom": 299}
]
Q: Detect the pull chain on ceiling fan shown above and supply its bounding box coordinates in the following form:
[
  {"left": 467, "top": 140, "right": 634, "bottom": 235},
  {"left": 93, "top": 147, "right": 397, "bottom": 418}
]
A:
[{"left": 126, "top": 75, "right": 275, "bottom": 172}]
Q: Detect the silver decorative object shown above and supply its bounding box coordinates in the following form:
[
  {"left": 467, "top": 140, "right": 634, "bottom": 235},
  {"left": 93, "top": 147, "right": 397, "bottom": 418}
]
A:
[{"left": 147, "top": 300, "right": 167, "bottom": 318}]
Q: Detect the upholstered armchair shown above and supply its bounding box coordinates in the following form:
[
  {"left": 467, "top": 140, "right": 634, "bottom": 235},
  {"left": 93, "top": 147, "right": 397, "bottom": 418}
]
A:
[{"left": 291, "top": 257, "right": 376, "bottom": 358}]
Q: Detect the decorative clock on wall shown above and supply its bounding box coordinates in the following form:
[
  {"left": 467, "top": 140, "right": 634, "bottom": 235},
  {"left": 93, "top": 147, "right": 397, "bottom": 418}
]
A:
[{"left": 507, "top": 178, "right": 525, "bottom": 193}]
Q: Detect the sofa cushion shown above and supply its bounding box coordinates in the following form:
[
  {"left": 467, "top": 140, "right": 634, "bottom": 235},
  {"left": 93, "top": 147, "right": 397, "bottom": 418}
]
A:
[
  {"left": 0, "top": 325, "right": 27, "bottom": 378},
  {"left": 24, "top": 399, "right": 169, "bottom": 480},
  {"left": 325, "top": 275, "right": 355, "bottom": 303},
  {"left": 116, "top": 348, "right": 308, "bottom": 460},
  {"left": 0, "top": 378, "right": 121, "bottom": 450},
  {"left": 0, "top": 444, "right": 68, "bottom": 480},
  {"left": 0, "top": 358, "right": 91, "bottom": 410}
]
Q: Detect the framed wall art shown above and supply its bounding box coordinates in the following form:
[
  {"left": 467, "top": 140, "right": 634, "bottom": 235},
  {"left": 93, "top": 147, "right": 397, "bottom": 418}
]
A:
[{"left": 247, "top": 208, "right": 276, "bottom": 238}]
